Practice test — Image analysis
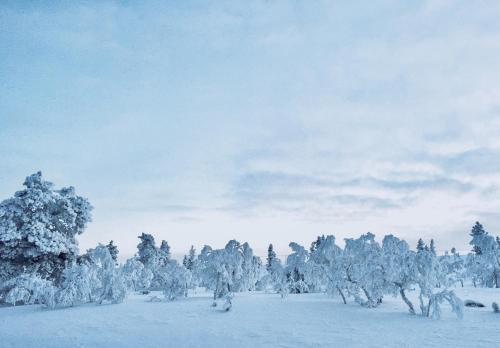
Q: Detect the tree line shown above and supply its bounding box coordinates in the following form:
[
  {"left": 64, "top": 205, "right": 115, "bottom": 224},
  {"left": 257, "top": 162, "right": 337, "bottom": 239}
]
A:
[{"left": 1, "top": 172, "right": 499, "bottom": 318}]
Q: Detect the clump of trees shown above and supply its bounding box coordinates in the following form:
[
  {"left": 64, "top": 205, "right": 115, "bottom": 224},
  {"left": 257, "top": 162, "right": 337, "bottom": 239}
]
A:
[{"left": 3, "top": 172, "right": 500, "bottom": 320}]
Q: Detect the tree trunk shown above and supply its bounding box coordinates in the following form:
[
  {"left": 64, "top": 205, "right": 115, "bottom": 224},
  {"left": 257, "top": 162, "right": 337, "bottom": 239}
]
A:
[
  {"left": 426, "top": 298, "right": 432, "bottom": 317},
  {"left": 337, "top": 287, "right": 347, "bottom": 304},
  {"left": 399, "top": 287, "right": 415, "bottom": 315}
]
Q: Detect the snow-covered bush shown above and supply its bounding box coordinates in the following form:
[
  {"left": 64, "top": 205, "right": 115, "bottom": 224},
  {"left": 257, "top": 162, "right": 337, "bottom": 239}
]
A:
[
  {"left": 56, "top": 245, "right": 126, "bottom": 307},
  {"left": 0, "top": 273, "right": 56, "bottom": 308},
  {"left": 157, "top": 260, "right": 191, "bottom": 301},
  {"left": 122, "top": 257, "right": 153, "bottom": 291},
  {"left": 0, "top": 172, "right": 92, "bottom": 283}
]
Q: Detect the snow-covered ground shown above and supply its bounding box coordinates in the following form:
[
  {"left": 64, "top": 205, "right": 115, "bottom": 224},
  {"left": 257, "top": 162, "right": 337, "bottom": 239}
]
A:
[{"left": 1, "top": 287, "right": 499, "bottom": 348}]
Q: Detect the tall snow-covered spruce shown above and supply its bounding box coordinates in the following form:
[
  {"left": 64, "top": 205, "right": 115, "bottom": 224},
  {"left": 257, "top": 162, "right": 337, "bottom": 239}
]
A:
[{"left": 0, "top": 172, "right": 92, "bottom": 283}]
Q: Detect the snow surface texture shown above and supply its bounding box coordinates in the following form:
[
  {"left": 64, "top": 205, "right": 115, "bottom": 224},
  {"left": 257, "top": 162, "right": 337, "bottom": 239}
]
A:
[{"left": 0, "top": 287, "right": 499, "bottom": 348}]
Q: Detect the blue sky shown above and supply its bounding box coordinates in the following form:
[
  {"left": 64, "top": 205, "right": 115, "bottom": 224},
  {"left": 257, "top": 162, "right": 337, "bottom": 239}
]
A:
[{"left": 2, "top": 1, "right": 500, "bottom": 259}]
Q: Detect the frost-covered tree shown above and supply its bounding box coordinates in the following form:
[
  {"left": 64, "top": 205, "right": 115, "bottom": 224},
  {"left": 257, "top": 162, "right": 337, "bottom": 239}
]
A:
[
  {"left": 106, "top": 240, "right": 119, "bottom": 263},
  {"left": 416, "top": 238, "right": 425, "bottom": 252},
  {"left": 429, "top": 239, "right": 436, "bottom": 256},
  {"left": 381, "top": 235, "right": 418, "bottom": 314},
  {"left": 234, "top": 242, "right": 261, "bottom": 291},
  {"left": 156, "top": 260, "right": 191, "bottom": 301},
  {"left": 160, "top": 240, "right": 171, "bottom": 262},
  {"left": 466, "top": 222, "right": 500, "bottom": 288},
  {"left": 415, "top": 243, "right": 463, "bottom": 318},
  {"left": 285, "top": 242, "right": 309, "bottom": 294},
  {"left": 343, "top": 233, "right": 384, "bottom": 307},
  {"left": 309, "top": 235, "right": 325, "bottom": 254},
  {"left": 185, "top": 245, "right": 196, "bottom": 271},
  {"left": 266, "top": 244, "right": 277, "bottom": 272},
  {"left": 309, "top": 235, "right": 347, "bottom": 303},
  {"left": 137, "top": 233, "right": 159, "bottom": 267},
  {"left": 440, "top": 249, "right": 465, "bottom": 287},
  {"left": 55, "top": 262, "right": 96, "bottom": 307},
  {"left": 136, "top": 233, "right": 168, "bottom": 289},
  {"left": 0, "top": 172, "right": 92, "bottom": 283},
  {"left": 122, "top": 257, "right": 153, "bottom": 291},
  {"left": 470, "top": 221, "right": 486, "bottom": 255},
  {"left": 197, "top": 240, "right": 245, "bottom": 305},
  {"left": 263, "top": 247, "right": 288, "bottom": 296}
]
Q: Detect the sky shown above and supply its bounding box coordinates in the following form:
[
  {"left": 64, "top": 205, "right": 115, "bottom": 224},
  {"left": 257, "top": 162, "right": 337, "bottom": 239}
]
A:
[{"left": 2, "top": 0, "right": 500, "bottom": 260}]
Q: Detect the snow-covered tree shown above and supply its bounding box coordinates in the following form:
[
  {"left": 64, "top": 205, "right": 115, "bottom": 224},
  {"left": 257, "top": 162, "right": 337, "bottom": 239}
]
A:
[
  {"left": 266, "top": 244, "right": 277, "bottom": 272},
  {"left": 0, "top": 172, "right": 92, "bottom": 283},
  {"left": 440, "top": 249, "right": 465, "bottom": 287},
  {"left": 107, "top": 240, "right": 119, "bottom": 263},
  {"left": 182, "top": 246, "right": 199, "bottom": 290},
  {"left": 343, "top": 233, "right": 384, "bottom": 307},
  {"left": 55, "top": 262, "right": 96, "bottom": 307},
  {"left": 470, "top": 221, "right": 486, "bottom": 255},
  {"left": 415, "top": 243, "right": 463, "bottom": 318},
  {"left": 235, "top": 242, "right": 262, "bottom": 291},
  {"left": 381, "top": 235, "right": 418, "bottom": 314},
  {"left": 122, "top": 257, "right": 153, "bottom": 291},
  {"left": 262, "top": 247, "right": 288, "bottom": 296},
  {"left": 137, "top": 233, "right": 159, "bottom": 267},
  {"left": 136, "top": 233, "right": 169, "bottom": 289},
  {"left": 160, "top": 240, "right": 171, "bottom": 262},
  {"left": 185, "top": 246, "right": 196, "bottom": 271},
  {"left": 196, "top": 240, "right": 245, "bottom": 305},
  {"left": 416, "top": 238, "right": 425, "bottom": 252},
  {"left": 309, "top": 235, "right": 347, "bottom": 303},
  {"left": 429, "top": 239, "right": 436, "bottom": 256},
  {"left": 157, "top": 260, "right": 191, "bottom": 301},
  {"left": 285, "top": 242, "right": 310, "bottom": 294},
  {"left": 466, "top": 222, "right": 500, "bottom": 288}
]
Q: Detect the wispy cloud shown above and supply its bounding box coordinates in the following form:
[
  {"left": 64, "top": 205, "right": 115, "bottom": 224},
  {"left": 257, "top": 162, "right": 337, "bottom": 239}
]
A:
[{"left": 2, "top": 1, "right": 500, "bottom": 254}]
